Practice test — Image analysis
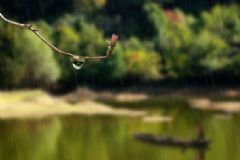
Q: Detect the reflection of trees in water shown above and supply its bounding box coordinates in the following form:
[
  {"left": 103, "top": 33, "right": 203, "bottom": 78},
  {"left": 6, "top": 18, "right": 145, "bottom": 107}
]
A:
[
  {"left": 0, "top": 118, "right": 62, "bottom": 160},
  {"left": 197, "top": 149, "right": 205, "bottom": 160},
  {"left": 0, "top": 107, "right": 240, "bottom": 160}
]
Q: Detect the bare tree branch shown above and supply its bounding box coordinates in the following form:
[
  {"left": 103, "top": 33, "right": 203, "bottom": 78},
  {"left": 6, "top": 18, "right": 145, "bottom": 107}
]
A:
[{"left": 0, "top": 12, "right": 118, "bottom": 61}]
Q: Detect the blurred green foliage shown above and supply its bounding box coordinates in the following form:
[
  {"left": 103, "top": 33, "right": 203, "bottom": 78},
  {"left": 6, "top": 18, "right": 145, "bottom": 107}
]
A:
[
  {"left": 194, "top": 4, "right": 240, "bottom": 74},
  {"left": 0, "top": 0, "right": 240, "bottom": 88},
  {"left": 0, "top": 23, "right": 60, "bottom": 88},
  {"left": 118, "top": 38, "right": 161, "bottom": 80}
]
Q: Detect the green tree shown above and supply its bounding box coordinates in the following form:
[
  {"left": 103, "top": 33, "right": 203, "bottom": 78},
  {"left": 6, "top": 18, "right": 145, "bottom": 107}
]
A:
[
  {"left": 191, "top": 30, "right": 230, "bottom": 72},
  {"left": 192, "top": 5, "right": 240, "bottom": 75},
  {"left": 0, "top": 22, "right": 60, "bottom": 88},
  {"left": 119, "top": 37, "right": 161, "bottom": 80},
  {"left": 144, "top": 2, "right": 194, "bottom": 78},
  {"left": 201, "top": 5, "right": 240, "bottom": 44}
]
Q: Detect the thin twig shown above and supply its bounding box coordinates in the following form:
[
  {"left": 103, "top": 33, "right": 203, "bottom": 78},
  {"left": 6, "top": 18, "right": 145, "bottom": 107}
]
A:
[{"left": 0, "top": 12, "right": 118, "bottom": 61}]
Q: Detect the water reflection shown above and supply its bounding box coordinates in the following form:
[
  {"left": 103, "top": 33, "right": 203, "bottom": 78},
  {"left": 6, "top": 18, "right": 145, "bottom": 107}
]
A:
[
  {"left": 0, "top": 118, "right": 61, "bottom": 160},
  {"left": 0, "top": 104, "right": 239, "bottom": 160},
  {"left": 197, "top": 149, "right": 206, "bottom": 160}
]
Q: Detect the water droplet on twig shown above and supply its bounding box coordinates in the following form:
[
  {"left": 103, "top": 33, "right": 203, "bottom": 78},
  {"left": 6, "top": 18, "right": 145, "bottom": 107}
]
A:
[{"left": 71, "top": 56, "right": 85, "bottom": 70}]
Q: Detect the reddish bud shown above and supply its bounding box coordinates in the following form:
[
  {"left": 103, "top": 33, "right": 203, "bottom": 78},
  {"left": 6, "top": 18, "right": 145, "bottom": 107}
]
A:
[{"left": 110, "top": 34, "right": 119, "bottom": 47}]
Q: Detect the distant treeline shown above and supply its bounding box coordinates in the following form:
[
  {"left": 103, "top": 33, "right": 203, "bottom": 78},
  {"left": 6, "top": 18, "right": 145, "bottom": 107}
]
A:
[{"left": 0, "top": 0, "right": 240, "bottom": 89}]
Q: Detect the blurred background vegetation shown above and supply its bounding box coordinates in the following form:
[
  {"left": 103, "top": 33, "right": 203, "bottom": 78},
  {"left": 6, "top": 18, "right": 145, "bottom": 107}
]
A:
[{"left": 1, "top": 0, "right": 240, "bottom": 90}]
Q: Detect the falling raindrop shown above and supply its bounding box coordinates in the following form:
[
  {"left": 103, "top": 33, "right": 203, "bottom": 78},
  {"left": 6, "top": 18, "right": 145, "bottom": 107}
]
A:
[{"left": 71, "top": 56, "right": 85, "bottom": 70}]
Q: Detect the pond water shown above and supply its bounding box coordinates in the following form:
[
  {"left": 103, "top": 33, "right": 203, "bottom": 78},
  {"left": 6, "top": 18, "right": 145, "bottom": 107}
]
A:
[{"left": 0, "top": 99, "right": 240, "bottom": 160}]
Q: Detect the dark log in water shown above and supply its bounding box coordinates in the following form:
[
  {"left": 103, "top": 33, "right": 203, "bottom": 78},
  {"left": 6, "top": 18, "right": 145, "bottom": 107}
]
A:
[{"left": 134, "top": 133, "right": 210, "bottom": 149}]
